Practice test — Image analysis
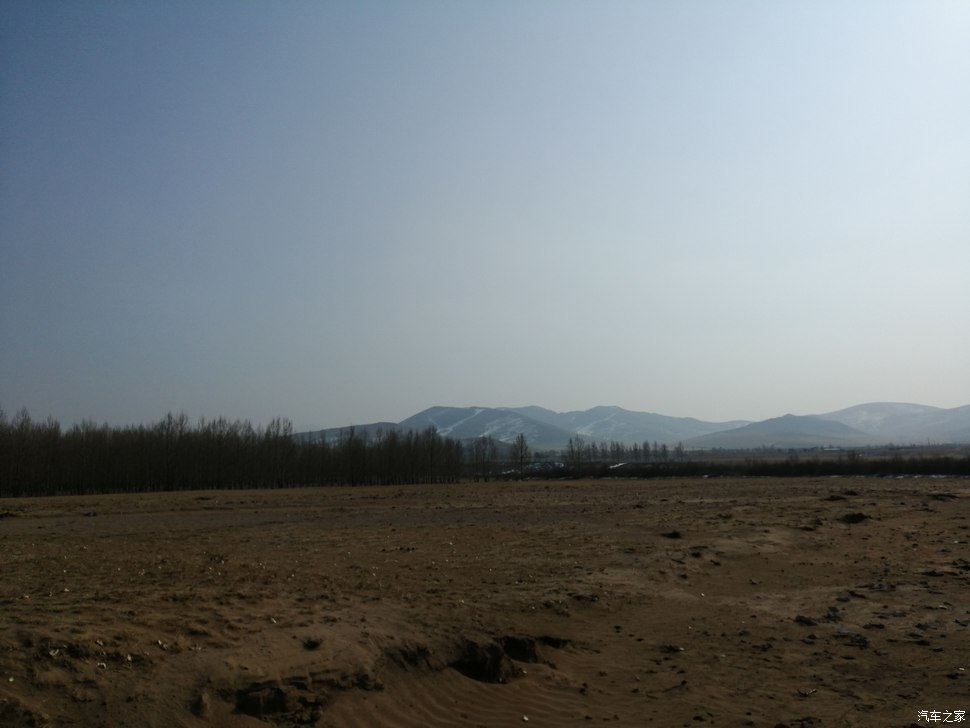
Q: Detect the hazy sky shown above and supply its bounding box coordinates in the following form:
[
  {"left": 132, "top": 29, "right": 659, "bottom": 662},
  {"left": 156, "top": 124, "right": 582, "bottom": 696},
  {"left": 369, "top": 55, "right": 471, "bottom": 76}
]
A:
[{"left": 2, "top": 1, "right": 968, "bottom": 431}]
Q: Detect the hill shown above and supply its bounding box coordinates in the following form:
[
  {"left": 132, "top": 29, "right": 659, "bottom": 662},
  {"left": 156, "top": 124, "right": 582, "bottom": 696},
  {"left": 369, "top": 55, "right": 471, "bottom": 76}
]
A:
[
  {"left": 504, "top": 405, "right": 747, "bottom": 445},
  {"left": 819, "top": 402, "right": 970, "bottom": 444},
  {"left": 686, "top": 414, "right": 873, "bottom": 449},
  {"left": 397, "top": 407, "right": 575, "bottom": 451},
  {"left": 300, "top": 405, "right": 747, "bottom": 451},
  {"left": 299, "top": 407, "right": 577, "bottom": 451},
  {"left": 297, "top": 402, "right": 970, "bottom": 451}
]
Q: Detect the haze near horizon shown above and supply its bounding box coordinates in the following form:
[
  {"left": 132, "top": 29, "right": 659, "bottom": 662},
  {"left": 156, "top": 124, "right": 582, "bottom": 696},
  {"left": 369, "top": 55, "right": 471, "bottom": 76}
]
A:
[{"left": 2, "top": 1, "right": 968, "bottom": 431}]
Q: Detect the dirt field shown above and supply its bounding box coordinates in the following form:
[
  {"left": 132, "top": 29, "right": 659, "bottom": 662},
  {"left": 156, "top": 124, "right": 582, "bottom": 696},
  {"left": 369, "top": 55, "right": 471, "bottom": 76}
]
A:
[{"left": 1, "top": 477, "right": 968, "bottom": 727}]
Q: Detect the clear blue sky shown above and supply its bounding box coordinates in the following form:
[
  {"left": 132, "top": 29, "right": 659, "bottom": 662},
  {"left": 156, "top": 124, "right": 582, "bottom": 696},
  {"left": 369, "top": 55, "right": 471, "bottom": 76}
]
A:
[{"left": 2, "top": 1, "right": 968, "bottom": 431}]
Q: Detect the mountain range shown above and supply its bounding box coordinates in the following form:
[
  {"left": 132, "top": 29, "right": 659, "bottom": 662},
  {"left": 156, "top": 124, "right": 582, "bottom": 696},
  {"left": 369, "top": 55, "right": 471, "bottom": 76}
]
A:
[{"left": 298, "top": 402, "right": 970, "bottom": 451}]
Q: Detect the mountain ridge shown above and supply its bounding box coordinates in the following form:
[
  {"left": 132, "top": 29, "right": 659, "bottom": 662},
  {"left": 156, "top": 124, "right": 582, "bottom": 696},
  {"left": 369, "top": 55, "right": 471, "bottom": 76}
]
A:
[
  {"left": 298, "top": 402, "right": 970, "bottom": 450},
  {"left": 686, "top": 414, "right": 873, "bottom": 449}
]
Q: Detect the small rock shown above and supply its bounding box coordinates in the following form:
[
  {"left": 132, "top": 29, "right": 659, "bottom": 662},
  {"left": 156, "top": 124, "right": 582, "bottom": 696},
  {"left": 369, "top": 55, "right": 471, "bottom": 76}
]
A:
[
  {"left": 192, "top": 690, "right": 211, "bottom": 717},
  {"left": 835, "top": 632, "right": 869, "bottom": 648}
]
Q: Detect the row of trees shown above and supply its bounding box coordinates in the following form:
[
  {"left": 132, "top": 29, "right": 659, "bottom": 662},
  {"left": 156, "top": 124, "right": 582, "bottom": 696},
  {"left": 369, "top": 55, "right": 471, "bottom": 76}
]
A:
[
  {"left": 565, "top": 452, "right": 970, "bottom": 479},
  {"left": 3, "top": 407, "right": 968, "bottom": 497},
  {"left": 0, "top": 409, "right": 464, "bottom": 497},
  {"left": 561, "top": 437, "right": 686, "bottom": 466}
]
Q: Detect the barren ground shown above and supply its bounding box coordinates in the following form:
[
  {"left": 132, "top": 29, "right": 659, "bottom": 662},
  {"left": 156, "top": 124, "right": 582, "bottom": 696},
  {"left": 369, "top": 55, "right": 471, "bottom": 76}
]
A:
[{"left": 1, "top": 477, "right": 968, "bottom": 727}]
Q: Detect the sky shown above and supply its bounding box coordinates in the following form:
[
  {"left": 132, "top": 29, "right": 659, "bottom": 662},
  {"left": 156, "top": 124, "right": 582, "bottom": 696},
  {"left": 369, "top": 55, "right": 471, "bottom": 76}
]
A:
[{"left": 1, "top": 1, "right": 969, "bottom": 432}]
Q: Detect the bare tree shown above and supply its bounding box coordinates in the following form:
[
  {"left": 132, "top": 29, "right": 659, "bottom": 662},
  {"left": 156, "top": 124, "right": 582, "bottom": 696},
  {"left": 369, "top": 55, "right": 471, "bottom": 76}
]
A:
[
  {"left": 471, "top": 435, "right": 498, "bottom": 481},
  {"left": 510, "top": 433, "right": 530, "bottom": 476}
]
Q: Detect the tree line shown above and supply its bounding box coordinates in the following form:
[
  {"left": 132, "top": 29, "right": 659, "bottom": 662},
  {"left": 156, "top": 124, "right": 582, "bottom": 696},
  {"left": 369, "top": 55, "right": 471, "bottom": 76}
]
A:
[
  {"left": 559, "top": 452, "right": 970, "bottom": 479},
  {"left": 2, "top": 407, "right": 968, "bottom": 498},
  {"left": 0, "top": 408, "right": 464, "bottom": 497},
  {"left": 559, "top": 437, "right": 686, "bottom": 467}
]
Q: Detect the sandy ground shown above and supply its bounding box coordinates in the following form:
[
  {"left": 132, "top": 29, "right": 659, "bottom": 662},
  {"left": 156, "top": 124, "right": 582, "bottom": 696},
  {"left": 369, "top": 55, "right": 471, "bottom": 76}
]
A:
[{"left": 1, "top": 477, "right": 968, "bottom": 728}]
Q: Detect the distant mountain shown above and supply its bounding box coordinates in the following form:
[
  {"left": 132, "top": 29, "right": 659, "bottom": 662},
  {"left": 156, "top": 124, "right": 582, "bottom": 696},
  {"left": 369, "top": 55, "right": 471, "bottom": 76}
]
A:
[
  {"left": 817, "top": 402, "right": 941, "bottom": 433},
  {"left": 504, "top": 405, "right": 747, "bottom": 445},
  {"left": 298, "top": 405, "right": 741, "bottom": 451},
  {"left": 819, "top": 402, "right": 970, "bottom": 444},
  {"left": 292, "top": 421, "right": 398, "bottom": 445},
  {"left": 687, "top": 414, "right": 873, "bottom": 449},
  {"left": 296, "top": 402, "right": 970, "bottom": 451},
  {"left": 299, "top": 407, "right": 576, "bottom": 451},
  {"left": 397, "top": 407, "right": 575, "bottom": 450}
]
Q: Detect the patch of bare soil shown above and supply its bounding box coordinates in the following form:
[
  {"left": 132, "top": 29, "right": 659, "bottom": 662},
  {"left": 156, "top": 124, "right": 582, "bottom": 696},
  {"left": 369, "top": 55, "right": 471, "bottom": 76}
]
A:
[{"left": 1, "top": 477, "right": 968, "bottom": 727}]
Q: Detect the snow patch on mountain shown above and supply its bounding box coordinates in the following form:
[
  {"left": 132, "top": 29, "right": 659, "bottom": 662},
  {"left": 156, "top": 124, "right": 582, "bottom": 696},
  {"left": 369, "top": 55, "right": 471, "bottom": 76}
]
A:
[
  {"left": 483, "top": 416, "right": 531, "bottom": 442},
  {"left": 433, "top": 408, "right": 486, "bottom": 437}
]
